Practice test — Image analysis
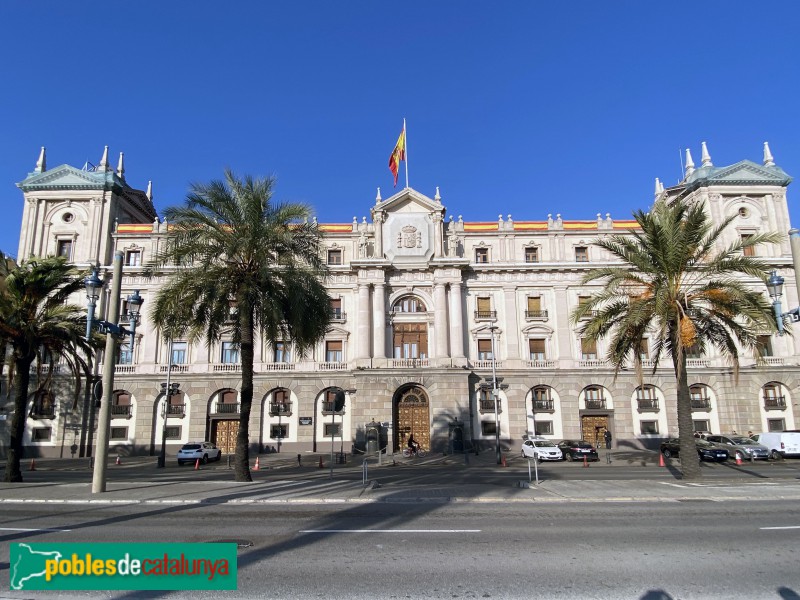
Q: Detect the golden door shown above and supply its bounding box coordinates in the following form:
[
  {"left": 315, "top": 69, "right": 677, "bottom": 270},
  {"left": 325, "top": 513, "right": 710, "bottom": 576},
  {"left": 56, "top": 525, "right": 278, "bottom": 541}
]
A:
[
  {"left": 213, "top": 420, "right": 239, "bottom": 454},
  {"left": 396, "top": 387, "right": 430, "bottom": 451},
  {"left": 581, "top": 415, "right": 609, "bottom": 448}
]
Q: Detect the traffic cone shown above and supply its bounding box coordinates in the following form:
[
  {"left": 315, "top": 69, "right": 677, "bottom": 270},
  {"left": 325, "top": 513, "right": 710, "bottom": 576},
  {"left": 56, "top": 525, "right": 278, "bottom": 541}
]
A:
[
  {"left": 501, "top": 454, "right": 507, "bottom": 467},
  {"left": 735, "top": 454, "right": 743, "bottom": 466},
  {"left": 659, "top": 453, "right": 665, "bottom": 467},
  {"left": 583, "top": 455, "right": 589, "bottom": 468},
  {"left": 115, "top": 456, "right": 121, "bottom": 466},
  {"left": 29, "top": 459, "right": 36, "bottom": 471},
  {"left": 318, "top": 456, "right": 324, "bottom": 469},
  {"left": 253, "top": 456, "right": 260, "bottom": 471},
  {"left": 194, "top": 458, "right": 200, "bottom": 470}
]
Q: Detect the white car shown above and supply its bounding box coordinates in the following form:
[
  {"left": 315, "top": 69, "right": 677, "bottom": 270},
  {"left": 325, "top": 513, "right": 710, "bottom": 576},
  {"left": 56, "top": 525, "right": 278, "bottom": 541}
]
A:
[
  {"left": 177, "top": 442, "right": 222, "bottom": 465},
  {"left": 521, "top": 439, "right": 563, "bottom": 461}
]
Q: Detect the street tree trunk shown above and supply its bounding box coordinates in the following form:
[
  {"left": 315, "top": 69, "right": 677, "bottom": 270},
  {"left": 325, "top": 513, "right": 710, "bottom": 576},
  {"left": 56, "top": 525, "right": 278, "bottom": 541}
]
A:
[
  {"left": 673, "top": 346, "right": 702, "bottom": 479},
  {"left": 5, "top": 355, "right": 33, "bottom": 482},
  {"left": 234, "top": 306, "right": 254, "bottom": 482}
]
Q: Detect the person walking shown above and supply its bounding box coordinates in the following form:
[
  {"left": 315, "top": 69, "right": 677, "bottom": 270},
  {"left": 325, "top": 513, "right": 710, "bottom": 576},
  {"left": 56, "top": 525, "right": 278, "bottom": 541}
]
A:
[{"left": 603, "top": 429, "right": 612, "bottom": 450}]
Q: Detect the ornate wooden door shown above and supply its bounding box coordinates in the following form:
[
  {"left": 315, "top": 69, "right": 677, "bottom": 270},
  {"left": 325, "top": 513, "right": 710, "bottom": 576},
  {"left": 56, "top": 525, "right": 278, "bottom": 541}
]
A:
[
  {"left": 213, "top": 420, "right": 238, "bottom": 454},
  {"left": 395, "top": 387, "right": 430, "bottom": 451},
  {"left": 581, "top": 415, "right": 608, "bottom": 448}
]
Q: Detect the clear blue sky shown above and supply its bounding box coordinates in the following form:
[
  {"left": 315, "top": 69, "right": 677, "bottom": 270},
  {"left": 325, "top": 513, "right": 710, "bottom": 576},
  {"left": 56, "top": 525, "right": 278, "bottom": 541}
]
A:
[{"left": 2, "top": 2, "right": 799, "bottom": 258}]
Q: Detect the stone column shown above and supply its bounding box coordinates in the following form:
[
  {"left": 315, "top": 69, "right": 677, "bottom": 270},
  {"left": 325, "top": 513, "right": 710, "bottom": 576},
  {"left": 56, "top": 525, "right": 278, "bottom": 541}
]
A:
[
  {"left": 373, "top": 212, "right": 384, "bottom": 259},
  {"left": 372, "top": 282, "right": 386, "bottom": 361},
  {"left": 434, "top": 282, "right": 449, "bottom": 362},
  {"left": 449, "top": 281, "right": 466, "bottom": 360},
  {"left": 356, "top": 283, "right": 371, "bottom": 362}
]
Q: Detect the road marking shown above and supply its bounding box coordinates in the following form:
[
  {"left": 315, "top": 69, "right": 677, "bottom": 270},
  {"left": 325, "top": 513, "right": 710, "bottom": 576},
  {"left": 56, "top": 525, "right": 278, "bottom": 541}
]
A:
[
  {"left": 299, "top": 529, "right": 481, "bottom": 533},
  {"left": 0, "top": 526, "right": 72, "bottom": 532},
  {"left": 760, "top": 526, "right": 800, "bottom": 530},
  {"left": 658, "top": 482, "right": 686, "bottom": 488}
]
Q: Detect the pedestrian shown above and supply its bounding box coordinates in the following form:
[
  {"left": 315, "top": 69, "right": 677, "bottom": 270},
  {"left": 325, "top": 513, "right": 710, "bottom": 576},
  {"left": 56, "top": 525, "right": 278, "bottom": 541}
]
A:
[
  {"left": 731, "top": 429, "right": 738, "bottom": 435},
  {"left": 297, "top": 453, "right": 302, "bottom": 467},
  {"left": 747, "top": 430, "right": 754, "bottom": 439},
  {"left": 603, "top": 429, "right": 612, "bottom": 450}
]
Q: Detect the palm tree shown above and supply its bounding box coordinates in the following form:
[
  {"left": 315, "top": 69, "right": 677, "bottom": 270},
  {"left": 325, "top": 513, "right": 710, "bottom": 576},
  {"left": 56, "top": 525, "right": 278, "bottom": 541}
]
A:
[
  {"left": 571, "top": 198, "right": 782, "bottom": 479},
  {"left": 0, "top": 255, "right": 94, "bottom": 482},
  {"left": 147, "top": 170, "right": 331, "bottom": 482}
]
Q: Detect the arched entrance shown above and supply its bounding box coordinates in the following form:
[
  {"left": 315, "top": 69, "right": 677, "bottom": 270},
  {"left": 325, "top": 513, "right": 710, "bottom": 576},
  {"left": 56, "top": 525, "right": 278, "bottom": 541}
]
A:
[{"left": 394, "top": 386, "right": 430, "bottom": 452}]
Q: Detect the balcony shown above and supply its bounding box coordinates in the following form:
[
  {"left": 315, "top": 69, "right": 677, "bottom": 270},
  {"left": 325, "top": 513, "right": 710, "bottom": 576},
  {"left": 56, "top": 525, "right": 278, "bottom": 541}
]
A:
[
  {"left": 166, "top": 404, "right": 186, "bottom": 417},
  {"left": 473, "top": 360, "right": 503, "bottom": 369},
  {"left": 30, "top": 409, "right": 55, "bottom": 420},
  {"left": 764, "top": 396, "right": 787, "bottom": 410},
  {"left": 524, "top": 359, "right": 556, "bottom": 369},
  {"left": 330, "top": 310, "right": 347, "bottom": 323},
  {"left": 269, "top": 401, "right": 292, "bottom": 416},
  {"left": 686, "top": 359, "right": 710, "bottom": 368},
  {"left": 317, "top": 362, "right": 348, "bottom": 371},
  {"left": 114, "top": 365, "right": 136, "bottom": 374},
  {"left": 215, "top": 402, "right": 240, "bottom": 415},
  {"left": 474, "top": 310, "right": 497, "bottom": 320},
  {"left": 579, "top": 310, "right": 600, "bottom": 320},
  {"left": 110, "top": 404, "right": 132, "bottom": 418},
  {"left": 636, "top": 398, "right": 659, "bottom": 412},
  {"left": 262, "top": 362, "right": 296, "bottom": 372},
  {"left": 213, "top": 363, "right": 242, "bottom": 373},
  {"left": 761, "top": 357, "right": 785, "bottom": 366},
  {"left": 578, "top": 359, "right": 608, "bottom": 368},
  {"left": 690, "top": 398, "right": 711, "bottom": 411},
  {"left": 321, "top": 401, "right": 346, "bottom": 415},
  {"left": 391, "top": 358, "right": 430, "bottom": 368},
  {"left": 532, "top": 399, "right": 554, "bottom": 412},
  {"left": 479, "top": 398, "right": 501, "bottom": 414},
  {"left": 584, "top": 398, "right": 606, "bottom": 410},
  {"left": 524, "top": 310, "right": 549, "bottom": 320},
  {"left": 160, "top": 365, "right": 189, "bottom": 373}
]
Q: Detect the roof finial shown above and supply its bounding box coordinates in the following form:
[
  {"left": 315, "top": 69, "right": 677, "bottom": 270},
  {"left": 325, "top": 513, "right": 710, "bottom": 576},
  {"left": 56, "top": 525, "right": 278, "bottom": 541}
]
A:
[
  {"left": 34, "top": 146, "right": 46, "bottom": 173},
  {"left": 375, "top": 187, "right": 382, "bottom": 203},
  {"left": 700, "top": 141, "right": 713, "bottom": 167},
  {"left": 116, "top": 152, "right": 125, "bottom": 179},
  {"left": 654, "top": 177, "right": 662, "bottom": 196},
  {"left": 434, "top": 186, "right": 441, "bottom": 202},
  {"left": 98, "top": 145, "right": 110, "bottom": 172},
  {"left": 763, "top": 141, "right": 775, "bottom": 167},
  {"left": 146, "top": 180, "right": 153, "bottom": 201},
  {"left": 684, "top": 148, "right": 695, "bottom": 177}
]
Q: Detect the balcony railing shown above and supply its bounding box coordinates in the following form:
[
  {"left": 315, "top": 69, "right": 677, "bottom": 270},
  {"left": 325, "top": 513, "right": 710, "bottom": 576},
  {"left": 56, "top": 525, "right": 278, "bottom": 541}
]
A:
[
  {"left": 110, "top": 404, "right": 131, "bottom": 417},
  {"left": 29, "top": 364, "right": 63, "bottom": 374},
  {"left": 30, "top": 409, "right": 55, "bottom": 419},
  {"left": 269, "top": 402, "right": 292, "bottom": 416},
  {"left": 524, "top": 310, "right": 549, "bottom": 319},
  {"left": 636, "top": 398, "right": 659, "bottom": 411},
  {"left": 330, "top": 310, "right": 347, "bottom": 323},
  {"left": 579, "top": 310, "right": 600, "bottom": 320},
  {"left": 532, "top": 399, "right": 554, "bottom": 412},
  {"left": 691, "top": 398, "right": 711, "bottom": 411},
  {"left": 524, "top": 359, "right": 556, "bottom": 369},
  {"left": 686, "top": 359, "right": 710, "bottom": 368},
  {"left": 262, "top": 362, "right": 296, "bottom": 371},
  {"left": 317, "top": 362, "right": 348, "bottom": 371},
  {"left": 584, "top": 398, "right": 606, "bottom": 409},
  {"left": 167, "top": 404, "right": 186, "bottom": 417},
  {"left": 391, "top": 358, "right": 430, "bottom": 368},
  {"left": 474, "top": 310, "right": 497, "bottom": 320},
  {"left": 479, "top": 398, "right": 501, "bottom": 413},
  {"left": 473, "top": 360, "right": 503, "bottom": 369},
  {"left": 114, "top": 365, "right": 136, "bottom": 374},
  {"left": 213, "top": 363, "right": 242, "bottom": 373},
  {"left": 764, "top": 396, "right": 786, "bottom": 410},
  {"left": 761, "top": 357, "right": 785, "bottom": 366},
  {"left": 160, "top": 365, "right": 189, "bottom": 373},
  {"left": 321, "top": 401, "right": 346, "bottom": 415},
  {"left": 215, "top": 402, "right": 240, "bottom": 415},
  {"left": 578, "top": 359, "right": 607, "bottom": 368}
]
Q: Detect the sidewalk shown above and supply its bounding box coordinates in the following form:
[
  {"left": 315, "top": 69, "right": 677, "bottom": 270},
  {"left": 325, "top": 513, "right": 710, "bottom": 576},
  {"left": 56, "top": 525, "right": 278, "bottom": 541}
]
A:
[{"left": 2, "top": 450, "right": 800, "bottom": 505}]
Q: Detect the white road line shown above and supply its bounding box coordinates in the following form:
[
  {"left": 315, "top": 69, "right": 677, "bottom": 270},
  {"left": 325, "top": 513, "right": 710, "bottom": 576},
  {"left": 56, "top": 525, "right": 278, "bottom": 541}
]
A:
[
  {"left": 658, "top": 482, "right": 686, "bottom": 488},
  {"left": 0, "top": 526, "right": 72, "bottom": 532},
  {"left": 760, "top": 526, "right": 800, "bottom": 530},
  {"left": 300, "top": 529, "right": 481, "bottom": 533}
]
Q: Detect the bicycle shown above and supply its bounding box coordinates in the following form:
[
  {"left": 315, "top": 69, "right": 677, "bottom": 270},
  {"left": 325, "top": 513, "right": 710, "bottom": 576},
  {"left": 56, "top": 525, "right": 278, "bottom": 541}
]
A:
[{"left": 401, "top": 447, "right": 427, "bottom": 458}]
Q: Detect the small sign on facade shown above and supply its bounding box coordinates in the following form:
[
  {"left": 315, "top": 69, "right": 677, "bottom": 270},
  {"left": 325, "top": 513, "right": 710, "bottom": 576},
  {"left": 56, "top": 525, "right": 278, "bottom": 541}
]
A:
[{"left": 299, "top": 416, "right": 313, "bottom": 426}]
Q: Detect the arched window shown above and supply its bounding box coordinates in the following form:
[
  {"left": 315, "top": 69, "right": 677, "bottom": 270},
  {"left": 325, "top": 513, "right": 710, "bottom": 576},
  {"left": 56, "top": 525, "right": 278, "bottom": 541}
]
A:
[
  {"left": 393, "top": 296, "right": 427, "bottom": 313},
  {"left": 531, "top": 386, "right": 554, "bottom": 411}
]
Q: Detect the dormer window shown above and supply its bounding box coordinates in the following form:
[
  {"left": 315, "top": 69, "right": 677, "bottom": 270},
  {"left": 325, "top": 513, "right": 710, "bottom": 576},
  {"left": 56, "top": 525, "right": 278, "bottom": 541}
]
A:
[
  {"left": 327, "top": 249, "right": 342, "bottom": 265},
  {"left": 475, "top": 247, "right": 489, "bottom": 263}
]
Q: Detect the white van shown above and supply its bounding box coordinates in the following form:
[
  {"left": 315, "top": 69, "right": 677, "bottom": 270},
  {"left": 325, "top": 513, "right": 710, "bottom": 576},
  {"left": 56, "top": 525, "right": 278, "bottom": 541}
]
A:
[{"left": 751, "top": 432, "right": 800, "bottom": 459}]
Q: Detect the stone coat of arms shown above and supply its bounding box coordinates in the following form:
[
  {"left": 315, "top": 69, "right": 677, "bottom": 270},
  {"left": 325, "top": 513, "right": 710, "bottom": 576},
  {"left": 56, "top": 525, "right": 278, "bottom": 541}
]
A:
[{"left": 397, "top": 225, "right": 422, "bottom": 249}]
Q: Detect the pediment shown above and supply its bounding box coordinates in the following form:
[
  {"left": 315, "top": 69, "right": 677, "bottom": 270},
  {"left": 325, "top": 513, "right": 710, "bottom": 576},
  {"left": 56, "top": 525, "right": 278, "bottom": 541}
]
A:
[
  {"left": 18, "top": 164, "right": 114, "bottom": 190},
  {"left": 706, "top": 161, "right": 791, "bottom": 185},
  {"left": 374, "top": 187, "right": 442, "bottom": 215}
]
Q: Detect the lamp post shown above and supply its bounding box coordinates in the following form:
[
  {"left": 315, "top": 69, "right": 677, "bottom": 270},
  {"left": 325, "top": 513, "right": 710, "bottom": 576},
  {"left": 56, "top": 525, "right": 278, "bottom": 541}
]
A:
[
  {"left": 767, "top": 270, "right": 786, "bottom": 334},
  {"left": 158, "top": 340, "right": 179, "bottom": 468},
  {"left": 84, "top": 251, "right": 143, "bottom": 494},
  {"left": 489, "top": 325, "right": 501, "bottom": 465}
]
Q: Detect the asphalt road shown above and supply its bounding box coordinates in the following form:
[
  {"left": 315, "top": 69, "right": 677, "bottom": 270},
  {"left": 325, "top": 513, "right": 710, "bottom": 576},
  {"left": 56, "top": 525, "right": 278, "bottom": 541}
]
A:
[{"left": 1, "top": 499, "right": 799, "bottom": 599}]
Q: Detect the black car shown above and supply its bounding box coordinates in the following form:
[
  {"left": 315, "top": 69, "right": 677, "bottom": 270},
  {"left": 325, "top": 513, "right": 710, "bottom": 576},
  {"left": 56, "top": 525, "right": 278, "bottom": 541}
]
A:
[
  {"left": 659, "top": 438, "right": 729, "bottom": 462},
  {"left": 557, "top": 439, "right": 599, "bottom": 462}
]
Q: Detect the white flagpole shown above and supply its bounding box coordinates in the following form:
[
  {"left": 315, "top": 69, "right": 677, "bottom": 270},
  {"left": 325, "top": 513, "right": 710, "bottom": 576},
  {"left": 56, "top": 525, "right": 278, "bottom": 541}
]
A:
[{"left": 403, "top": 118, "right": 409, "bottom": 189}]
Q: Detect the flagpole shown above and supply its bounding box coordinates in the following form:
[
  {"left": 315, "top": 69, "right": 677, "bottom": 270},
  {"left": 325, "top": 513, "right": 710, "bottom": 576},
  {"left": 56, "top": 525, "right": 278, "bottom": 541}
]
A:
[{"left": 403, "top": 118, "right": 409, "bottom": 189}]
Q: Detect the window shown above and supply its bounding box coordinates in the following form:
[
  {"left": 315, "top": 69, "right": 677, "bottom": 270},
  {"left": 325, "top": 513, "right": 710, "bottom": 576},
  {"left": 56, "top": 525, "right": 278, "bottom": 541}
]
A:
[
  {"left": 31, "top": 391, "right": 55, "bottom": 418},
  {"left": 393, "top": 323, "right": 427, "bottom": 359},
  {"left": 218, "top": 390, "right": 238, "bottom": 413},
  {"left": 690, "top": 385, "right": 710, "bottom": 410},
  {"left": 692, "top": 419, "right": 710, "bottom": 433},
  {"left": 575, "top": 246, "right": 588, "bottom": 262},
  {"left": 529, "top": 339, "right": 546, "bottom": 360},
  {"left": 477, "top": 339, "right": 494, "bottom": 360},
  {"left": 638, "top": 339, "right": 649, "bottom": 360},
  {"left": 170, "top": 342, "right": 188, "bottom": 365},
  {"left": 270, "top": 424, "right": 288, "bottom": 439},
  {"left": 763, "top": 383, "right": 785, "bottom": 408},
  {"left": 584, "top": 386, "right": 604, "bottom": 409},
  {"left": 532, "top": 386, "right": 553, "bottom": 411},
  {"left": 57, "top": 239, "right": 73, "bottom": 260},
  {"left": 324, "top": 423, "right": 342, "bottom": 437},
  {"left": 274, "top": 341, "right": 290, "bottom": 363},
  {"left": 741, "top": 233, "right": 755, "bottom": 257},
  {"left": 686, "top": 344, "right": 702, "bottom": 359},
  {"left": 481, "top": 421, "right": 497, "bottom": 436},
  {"left": 325, "top": 340, "right": 343, "bottom": 363},
  {"left": 581, "top": 338, "right": 597, "bottom": 360},
  {"left": 534, "top": 421, "right": 553, "bottom": 436},
  {"left": 323, "top": 389, "right": 345, "bottom": 413},
  {"left": 640, "top": 421, "right": 659, "bottom": 435},
  {"left": 524, "top": 246, "right": 539, "bottom": 263},
  {"left": 125, "top": 250, "right": 142, "bottom": 266},
  {"left": 478, "top": 388, "right": 497, "bottom": 413},
  {"left": 475, "top": 247, "right": 489, "bottom": 263},
  {"left": 394, "top": 296, "right": 426, "bottom": 312},
  {"left": 756, "top": 335, "right": 773, "bottom": 358},
  {"left": 111, "top": 392, "right": 131, "bottom": 417},
  {"left": 221, "top": 342, "right": 240, "bottom": 364},
  {"left": 117, "top": 342, "right": 132, "bottom": 365},
  {"left": 165, "top": 426, "right": 182, "bottom": 440},
  {"left": 476, "top": 297, "right": 494, "bottom": 319},
  {"left": 32, "top": 427, "right": 52, "bottom": 442},
  {"left": 767, "top": 418, "right": 786, "bottom": 432},
  {"left": 110, "top": 427, "right": 128, "bottom": 440},
  {"left": 327, "top": 249, "right": 342, "bottom": 265},
  {"left": 526, "top": 297, "right": 545, "bottom": 319},
  {"left": 330, "top": 298, "right": 343, "bottom": 320},
  {"left": 636, "top": 386, "right": 658, "bottom": 410}
]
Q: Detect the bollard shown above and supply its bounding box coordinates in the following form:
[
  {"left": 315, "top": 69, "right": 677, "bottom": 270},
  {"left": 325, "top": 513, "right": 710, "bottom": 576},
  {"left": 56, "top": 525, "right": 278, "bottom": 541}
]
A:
[
  {"left": 362, "top": 458, "right": 369, "bottom": 486},
  {"left": 227, "top": 454, "right": 232, "bottom": 469}
]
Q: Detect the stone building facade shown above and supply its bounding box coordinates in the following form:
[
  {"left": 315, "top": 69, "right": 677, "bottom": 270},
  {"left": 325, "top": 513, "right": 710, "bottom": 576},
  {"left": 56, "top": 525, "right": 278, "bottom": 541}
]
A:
[{"left": 3, "top": 143, "right": 799, "bottom": 459}]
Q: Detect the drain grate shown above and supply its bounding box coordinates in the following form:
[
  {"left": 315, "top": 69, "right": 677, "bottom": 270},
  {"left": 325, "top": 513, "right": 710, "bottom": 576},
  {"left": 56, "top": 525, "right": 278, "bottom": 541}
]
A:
[{"left": 208, "top": 539, "right": 253, "bottom": 549}]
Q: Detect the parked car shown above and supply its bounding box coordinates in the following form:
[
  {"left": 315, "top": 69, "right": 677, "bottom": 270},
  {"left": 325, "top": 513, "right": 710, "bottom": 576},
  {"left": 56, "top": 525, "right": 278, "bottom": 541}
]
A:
[
  {"left": 705, "top": 435, "right": 770, "bottom": 461},
  {"left": 521, "top": 438, "right": 563, "bottom": 462},
  {"left": 557, "top": 439, "right": 599, "bottom": 462},
  {"left": 659, "top": 438, "right": 729, "bottom": 462},
  {"left": 177, "top": 442, "right": 222, "bottom": 465},
  {"left": 750, "top": 432, "right": 800, "bottom": 460}
]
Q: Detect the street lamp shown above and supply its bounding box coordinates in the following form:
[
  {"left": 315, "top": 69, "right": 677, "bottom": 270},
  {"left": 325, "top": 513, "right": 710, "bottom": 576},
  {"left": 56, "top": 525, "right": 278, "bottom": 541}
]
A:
[
  {"left": 158, "top": 367, "right": 180, "bottom": 468},
  {"left": 766, "top": 270, "right": 800, "bottom": 335},
  {"left": 84, "top": 251, "right": 143, "bottom": 494},
  {"left": 489, "top": 325, "right": 502, "bottom": 465}
]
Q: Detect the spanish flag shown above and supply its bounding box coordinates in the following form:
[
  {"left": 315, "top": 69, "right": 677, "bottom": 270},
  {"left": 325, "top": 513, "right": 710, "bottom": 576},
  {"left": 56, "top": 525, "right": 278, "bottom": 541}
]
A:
[{"left": 388, "top": 123, "right": 406, "bottom": 187}]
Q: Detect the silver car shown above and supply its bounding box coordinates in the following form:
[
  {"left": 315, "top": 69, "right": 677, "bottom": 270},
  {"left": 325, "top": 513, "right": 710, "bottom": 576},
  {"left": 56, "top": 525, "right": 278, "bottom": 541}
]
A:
[
  {"left": 706, "top": 435, "right": 770, "bottom": 461},
  {"left": 521, "top": 438, "right": 563, "bottom": 462}
]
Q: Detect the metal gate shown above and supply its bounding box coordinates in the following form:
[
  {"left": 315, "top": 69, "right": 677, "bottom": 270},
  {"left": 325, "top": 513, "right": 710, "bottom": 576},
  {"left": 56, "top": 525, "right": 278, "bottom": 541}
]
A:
[
  {"left": 213, "top": 419, "right": 238, "bottom": 454},
  {"left": 395, "top": 387, "right": 430, "bottom": 452},
  {"left": 581, "top": 415, "right": 609, "bottom": 448}
]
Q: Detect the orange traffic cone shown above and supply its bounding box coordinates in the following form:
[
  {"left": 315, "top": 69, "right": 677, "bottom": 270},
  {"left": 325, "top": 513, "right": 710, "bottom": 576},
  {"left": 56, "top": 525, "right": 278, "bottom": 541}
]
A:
[
  {"left": 29, "top": 459, "right": 36, "bottom": 471},
  {"left": 253, "top": 456, "right": 260, "bottom": 471},
  {"left": 115, "top": 456, "right": 121, "bottom": 466},
  {"left": 194, "top": 458, "right": 200, "bottom": 470},
  {"left": 659, "top": 453, "right": 665, "bottom": 467},
  {"left": 318, "top": 456, "right": 324, "bottom": 469},
  {"left": 735, "top": 454, "right": 743, "bottom": 466},
  {"left": 583, "top": 455, "right": 589, "bottom": 468},
  {"left": 501, "top": 454, "right": 507, "bottom": 467}
]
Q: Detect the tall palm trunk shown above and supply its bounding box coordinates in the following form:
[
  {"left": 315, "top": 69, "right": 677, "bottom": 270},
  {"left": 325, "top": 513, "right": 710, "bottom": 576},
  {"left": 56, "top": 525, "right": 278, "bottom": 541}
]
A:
[
  {"left": 671, "top": 330, "right": 702, "bottom": 479},
  {"left": 235, "top": 306, "right": 254, "bottom": 482},
  {"left": 5, "top": 355, "right": 33, "bottom": 482}
]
